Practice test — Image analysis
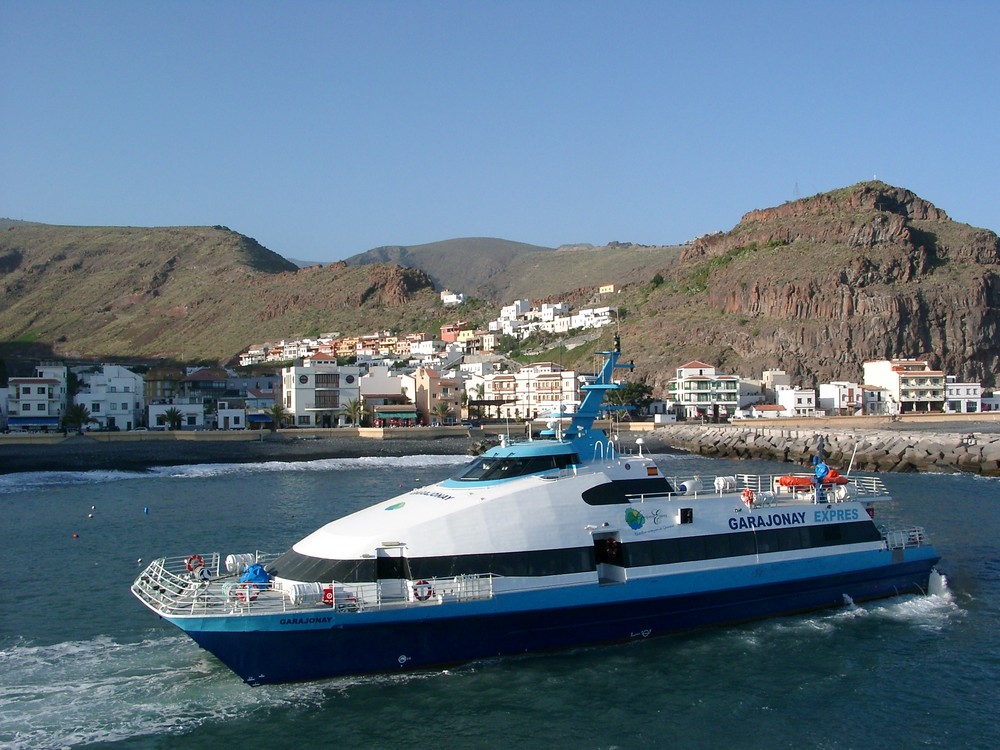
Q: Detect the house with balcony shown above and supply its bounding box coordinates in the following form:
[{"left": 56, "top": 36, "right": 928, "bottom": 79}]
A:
[
  {"left": 6, "top": 365, "right": 69, "bottom": 431},
  {"left": 399, "top": 367, "right": 462, "bottom": 425},
  {"left": 481, "top": 363, "right": 588, "bottom": 422},
  {"left": 863, "top": 359, "right": 946, "bottom": 413},
  {"left": 666, "top": 361, "right": 739, "bottom": 421},
  {"left": 282, "top": 360, "right": 362, "bottom": 428}
]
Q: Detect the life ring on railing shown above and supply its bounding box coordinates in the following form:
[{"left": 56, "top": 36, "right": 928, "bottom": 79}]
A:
[
  {"left": 741, "top": 488, "right": 756, "bottom": 507},
  {"left": 412, "top": 580, "right": 434, "bottom": 601},
  {"left": 185, "top": 554, "right": 205, "bottom": 572},
  {"left": 236, "top": 583, "right": 260, "bottom": 602}
]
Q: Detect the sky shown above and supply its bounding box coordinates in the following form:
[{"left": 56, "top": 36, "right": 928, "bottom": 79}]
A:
[{"left": 1, "top": 1, "right": 997, "bottom": 263}]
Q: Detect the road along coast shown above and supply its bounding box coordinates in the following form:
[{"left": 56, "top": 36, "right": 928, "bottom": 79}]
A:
[{"left": 646, "top": 422, "right": 1000, "bottom": 476}]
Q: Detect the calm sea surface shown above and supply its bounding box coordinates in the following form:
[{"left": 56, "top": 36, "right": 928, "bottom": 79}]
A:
[{"left": 1, "top": 453, "right": 998, "bottom": 749}]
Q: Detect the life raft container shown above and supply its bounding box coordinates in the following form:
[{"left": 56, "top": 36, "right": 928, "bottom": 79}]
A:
[{"left": 778, "top": 470, "right": 849, "bottom": 488}]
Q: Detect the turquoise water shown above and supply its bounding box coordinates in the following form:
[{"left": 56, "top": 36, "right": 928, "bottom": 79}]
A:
[{"left": 1, "top": 454, "right": 997, "bottom": 749}]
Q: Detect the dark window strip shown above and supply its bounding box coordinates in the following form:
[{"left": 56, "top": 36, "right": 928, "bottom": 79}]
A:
[
  {"left": 267, "top": 522, "right": 881, "bottom": 583},
  {"left": 582, "top": 477, "right": 675, "bottom": 505}
]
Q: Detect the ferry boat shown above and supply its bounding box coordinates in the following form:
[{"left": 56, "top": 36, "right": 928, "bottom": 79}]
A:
[{"left": 132, "top": 339, "right": 941, "bottom": 685}]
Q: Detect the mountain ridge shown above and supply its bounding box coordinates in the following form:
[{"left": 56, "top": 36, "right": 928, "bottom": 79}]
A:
[{"left": 2, "top": 181, "right": 997, "bottom": 391}]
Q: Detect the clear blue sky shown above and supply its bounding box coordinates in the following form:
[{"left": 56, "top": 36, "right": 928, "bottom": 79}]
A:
[{"left": 2, "top": 1, "right": 997, "bottom": 262}]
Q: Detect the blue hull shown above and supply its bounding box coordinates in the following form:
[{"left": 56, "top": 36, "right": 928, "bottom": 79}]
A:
[{"left": 184, "top": 555, "right": 939, "bottom": 685}]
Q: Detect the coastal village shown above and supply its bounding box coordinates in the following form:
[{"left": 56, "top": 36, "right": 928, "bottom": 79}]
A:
[{"left": 3, "top": 286, "right": 997, "bottom": 434}]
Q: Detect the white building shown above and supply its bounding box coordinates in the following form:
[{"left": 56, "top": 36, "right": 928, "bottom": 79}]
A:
[
  {"left": 863, "top": 359, "right": 946, "bottom": 413},
  {"left": 862, "top": 385, "right": 894, "bottom": 416},
  {"left": 945, "top": 377, "right": 983, "bottom": 413},
  {"left": 440, "top": 289, "right": 466, "bottom": 306},
  {"left": 282, "top": 360, "right": 362, "bottom": 428},
  {"left": 667, "top": 361, "right": 739, "bottom": 420},
  {"left": 499, "top": 299, "right": 530, "bottom": 321},
  {"left": 216, "top": 401, "right": 247, "bottom": 430},
  {"left": 818, "top": 381, "right": 863, "bottom": 416},
  {"left": 148, "top": 401, "right": 205, "bottom": 430},
  {"left": 570, "top": 307, "right": 616, "bottom": 330},
  {"left": 75, "top": 364, "right": 145, "bottom": 431},
  {"left": 484, "top": 363, "right": 588, "bottom": 421},
  {"left": 5, "top": 364, "right": 68, "bottom": 431},
  {"left": 776, "top": 385, "right": 816, "bottom": 417}
]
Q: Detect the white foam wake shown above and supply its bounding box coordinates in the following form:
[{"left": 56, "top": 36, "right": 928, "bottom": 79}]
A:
[
  {"left": 0, "top": 455, "right": 467, "bottom": 494},
  {"left": 0, "top": 633, "right": 447, "bottom": 748}
]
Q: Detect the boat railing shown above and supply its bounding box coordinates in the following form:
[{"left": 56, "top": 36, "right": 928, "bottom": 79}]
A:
[
  {"left": 882, "top": 526, "right": 929, "bottom": 550},
  {"left": 132, "top": 556, "right": 495, "bottom": 618},
  {"left": 624, "top": 473, "right": 890, "bottom": 504}
]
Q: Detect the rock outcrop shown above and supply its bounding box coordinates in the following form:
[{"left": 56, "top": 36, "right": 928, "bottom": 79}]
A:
[{"left": 634, "top": 181, "right": 1000, "bottom": 390}]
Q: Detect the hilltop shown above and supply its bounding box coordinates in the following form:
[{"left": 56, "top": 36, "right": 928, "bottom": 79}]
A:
[
  {"left": 613, "top": 182, "right": 1000, "bottom": 391},
  {"left": 343, "top": 236, "right": 683, "bottom": 302}
]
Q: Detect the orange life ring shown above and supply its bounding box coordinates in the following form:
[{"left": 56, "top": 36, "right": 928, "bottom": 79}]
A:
[
  {"left": 413, "top": 580, "right": 434, "bottom": 601},
  {"left": 741, "top": 488, "right": 755, "bottom": 506},
  {"left": 236, "top": 583, "right": 260, "bottom": 602},
  {"left": 185, "top": 554, "right": 205, "bottom": 571}
]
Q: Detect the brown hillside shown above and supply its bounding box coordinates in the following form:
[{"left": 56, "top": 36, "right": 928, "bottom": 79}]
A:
[
  {"left": 0, "top": 225, "right": 437, "bottom": 363},
  {"left": 616, "top": 182, "right": 999, "bottom": 392}
]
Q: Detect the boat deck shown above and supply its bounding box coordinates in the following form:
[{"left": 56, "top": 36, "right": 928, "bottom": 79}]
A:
[{"left": 132, "top": 552, "right": 495, "bottom": 619}]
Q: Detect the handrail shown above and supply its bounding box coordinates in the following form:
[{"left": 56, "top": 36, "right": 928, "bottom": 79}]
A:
[
  {"left": 132, "top": 556, "right": 495, "bottom": 619},
  {"left": 624, "top": 472, "right": 890, "bottom": 504}
]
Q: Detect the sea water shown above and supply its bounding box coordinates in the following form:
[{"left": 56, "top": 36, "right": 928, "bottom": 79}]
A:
[{"left": 0, "top": 453, "right": 997, "bottom": 749}]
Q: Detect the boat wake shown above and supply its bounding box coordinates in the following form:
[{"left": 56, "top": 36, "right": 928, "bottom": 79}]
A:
[
  {"left": 0, "top": 455, "right": 467, "bottom": 494},
  {"left": 0, "top": 633, "right": 434, "bottom": 748}
]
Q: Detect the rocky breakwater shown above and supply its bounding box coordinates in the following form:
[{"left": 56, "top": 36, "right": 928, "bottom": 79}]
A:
[{"left": 649, "top": 424, "right": 1000, "bottom": 476}]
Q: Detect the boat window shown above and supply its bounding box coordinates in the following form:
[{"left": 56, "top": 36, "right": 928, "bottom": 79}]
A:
[{"left": 451, "top": 452, "right": 579, "bottom": 482}]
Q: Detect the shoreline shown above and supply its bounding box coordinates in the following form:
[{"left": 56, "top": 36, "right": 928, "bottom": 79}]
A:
[
  {"left": 0, "top": 432, "right": 477, "bottom": 475},
  {"left": 2, "top": 420, "right": 998, "bottom": 476}
]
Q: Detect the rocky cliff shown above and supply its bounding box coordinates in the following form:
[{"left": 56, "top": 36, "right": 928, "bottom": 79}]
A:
[{"left": 627, "top": 182, "right": 999, "bottom": 391}]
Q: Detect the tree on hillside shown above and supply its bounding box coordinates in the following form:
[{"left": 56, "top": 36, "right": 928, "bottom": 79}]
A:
[
  {"left": 266, "top": 403, "right": 289, "bottom": 431},
  {"left": 163, "top": 407, "right": 184, "bottom": 431},
  {"left": 62, "top": 403, "right": 97, "bottom": 434}
]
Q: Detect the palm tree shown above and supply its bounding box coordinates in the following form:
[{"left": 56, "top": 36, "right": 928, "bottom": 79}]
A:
[
  {"left": 430, "top": 402, "right": 454, "bottom": 426},
  {"left": 344, "top": 398, "right": 363, "bottom": 427},
  {"left": 163, "top": 407, "right": 184, "bottom": 431},
  {"left": 62, "top": 403, "right": 97, "bottom": 434},
  {"left": 265, "top": 403, "right": 289, "bottom": 431},
  {"left": 473, "top": 383, "right": 485, "bottom": 420}
]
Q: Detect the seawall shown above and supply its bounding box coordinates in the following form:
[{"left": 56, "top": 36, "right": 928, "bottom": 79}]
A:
[{"left": 647, "top": 423, "right": 1000, "bottom": 476}]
